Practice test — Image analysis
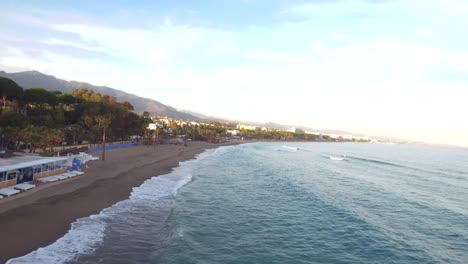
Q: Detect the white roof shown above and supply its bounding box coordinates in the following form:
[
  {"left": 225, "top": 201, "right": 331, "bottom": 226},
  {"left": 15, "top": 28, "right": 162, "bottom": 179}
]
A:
[{"left": 0, "top": 156, "right": 67, "bottom": 172}]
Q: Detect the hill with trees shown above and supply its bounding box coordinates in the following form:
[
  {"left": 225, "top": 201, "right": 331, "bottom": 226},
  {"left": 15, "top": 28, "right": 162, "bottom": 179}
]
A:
[
  {"left": 0, "top": 77, "right": 151, "bottom": 154},
  {"left": 0, "top": 70, "right": 197, "bottom": 120}
]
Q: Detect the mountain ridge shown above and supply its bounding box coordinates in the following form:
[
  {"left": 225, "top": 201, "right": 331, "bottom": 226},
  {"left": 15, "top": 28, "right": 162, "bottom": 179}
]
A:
[{"left": 0, "top": 70, "right": 198, "bottom": 120}]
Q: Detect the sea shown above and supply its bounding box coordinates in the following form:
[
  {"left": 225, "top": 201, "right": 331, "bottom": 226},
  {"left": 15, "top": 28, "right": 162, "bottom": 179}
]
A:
[{"left": 7, "top": 142, "right": 468, "bottom": 264}]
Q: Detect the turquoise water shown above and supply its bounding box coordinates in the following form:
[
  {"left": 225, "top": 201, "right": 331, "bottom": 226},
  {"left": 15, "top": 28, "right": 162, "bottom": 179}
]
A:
[{"left": 9, "top": 143, "right": 468, "bottom": 264}]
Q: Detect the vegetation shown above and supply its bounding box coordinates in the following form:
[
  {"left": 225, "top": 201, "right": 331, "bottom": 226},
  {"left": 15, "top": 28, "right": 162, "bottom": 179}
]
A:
[
  {"left": 238, "top": 129, "right": 318, "bottom": 141},
  {"left": 149, "top": 119, "right": 344, "bottom": 143},
  {"left": 0, "top": 76, "right": 368, "bottom": 154},
  {"left": 0, "top": 77, "right": 150, "bottom": 154}
]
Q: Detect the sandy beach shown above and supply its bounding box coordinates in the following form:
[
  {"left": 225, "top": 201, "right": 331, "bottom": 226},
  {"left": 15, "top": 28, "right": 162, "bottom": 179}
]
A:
[{"left": 0, "top": 141, "right": 231, "bottom": 263}]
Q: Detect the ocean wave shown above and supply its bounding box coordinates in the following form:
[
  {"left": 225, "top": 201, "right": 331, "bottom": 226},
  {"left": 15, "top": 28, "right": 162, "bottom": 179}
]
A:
[
  {"left": 345, "top": 155, "right": 402, "bottom": 167},
  {"left": 7, "top": 145, "right": 237, "bottom": 264},
  {"left": 321, "top": 154, "right": 347, "bottom": 161},
  {"left": 345, "top": 155, "right": 466, "bottom": 182},
  {"left": 282, "top": 145, "right": 299, "bottom": 150},
  {"left": 329, "top": 156, "right": 345, "bottom": 161},
  {"left": 6, "top": 211, "right": 108, "bottom": 264},
  {"left": 275, "top": 145, "right": 300, "bottom": 152}
]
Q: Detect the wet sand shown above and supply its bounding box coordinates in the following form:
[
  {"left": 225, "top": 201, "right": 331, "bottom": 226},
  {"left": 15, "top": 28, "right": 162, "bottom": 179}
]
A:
[{"left": 0, "top": 142, "right": 232, "bottom": 263}]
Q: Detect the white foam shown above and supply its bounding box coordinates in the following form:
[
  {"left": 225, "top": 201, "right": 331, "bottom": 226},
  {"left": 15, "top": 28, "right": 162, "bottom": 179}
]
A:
[
  {"left": 7, "top": 215, "right": 106, "bottom": 264},
  {"left": 7, "top": 144, "right": 238, "bottom": 264},
  {"left": 275, "top": 145, "right": 299, "bottom": 152},
  {"left": 282, "top": 145, "right": 299, "bottom": 150}
]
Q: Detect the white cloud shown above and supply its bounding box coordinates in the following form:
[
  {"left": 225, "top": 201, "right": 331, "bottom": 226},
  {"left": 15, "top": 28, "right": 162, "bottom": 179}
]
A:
[
  {"left": 412, "top": 28, "right": 433, "bottom": 38},
  {"left": 2, "top": 1, "right": 468, "bottom": 146}
]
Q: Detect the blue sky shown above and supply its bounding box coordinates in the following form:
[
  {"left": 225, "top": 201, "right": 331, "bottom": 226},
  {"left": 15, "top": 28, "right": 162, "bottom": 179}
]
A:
[{"left": 2, "top": 0, "right": 468, "bottom": 146}]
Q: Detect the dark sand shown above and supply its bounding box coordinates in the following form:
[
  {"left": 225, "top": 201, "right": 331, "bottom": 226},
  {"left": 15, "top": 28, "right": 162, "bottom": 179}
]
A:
[{"left": 0, "top": 141, "right": 232, "bottom": 263}]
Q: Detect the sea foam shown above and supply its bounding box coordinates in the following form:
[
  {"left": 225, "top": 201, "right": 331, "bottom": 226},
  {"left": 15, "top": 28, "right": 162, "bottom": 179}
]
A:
[{"left": 6, "top": 215, "right": 106, "bottom": 264}]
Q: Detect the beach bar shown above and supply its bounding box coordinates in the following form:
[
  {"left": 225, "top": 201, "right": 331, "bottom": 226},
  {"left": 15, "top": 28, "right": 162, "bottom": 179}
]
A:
[{"left": 0, "top": 156, "right": 68, "bottom": 189}]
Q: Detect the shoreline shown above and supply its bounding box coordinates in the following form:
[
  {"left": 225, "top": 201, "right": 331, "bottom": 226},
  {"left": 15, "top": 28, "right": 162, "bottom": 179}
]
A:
[{"left": 0, "top": 141, "right": 238, "bottom": 263}]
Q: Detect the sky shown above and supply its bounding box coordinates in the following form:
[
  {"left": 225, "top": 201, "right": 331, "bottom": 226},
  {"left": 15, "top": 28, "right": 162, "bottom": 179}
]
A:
[{"left": 1, "top": 0, "right": 468, "bottom": 146}]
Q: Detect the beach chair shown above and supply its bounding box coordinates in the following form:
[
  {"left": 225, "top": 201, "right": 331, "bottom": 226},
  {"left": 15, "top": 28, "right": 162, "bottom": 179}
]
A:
[
  {"left": 37, "top": 176, "right": 61, "bottom": 183},
  {"left": 55, "top": 174, "right": 71, "bottom": 180},
  {"left": 67, "top": 171, "right": 80, "bottom": 178},
  {"left": 14, "top": 183, "right": 36, "bottom": 191},
  {"left": 69, "top": 171, "right": 85, "bottom": 176},
  {"left": 62, "top": 172, "right": 78, "bottom": 178},
  {"left": 0, "top": 187, "right": 21, "bottom": 197},
  {"left": 65, "top": 171, "right": 80, "bottom": 178}
]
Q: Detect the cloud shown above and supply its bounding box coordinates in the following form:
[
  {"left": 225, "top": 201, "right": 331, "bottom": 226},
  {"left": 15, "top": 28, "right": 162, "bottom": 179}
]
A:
[
  {"left": 2, "top": 0, "right": 468, "bottom": 145},
  {"left": 363, "top": 0, "right": 391, "bottom": 4}
]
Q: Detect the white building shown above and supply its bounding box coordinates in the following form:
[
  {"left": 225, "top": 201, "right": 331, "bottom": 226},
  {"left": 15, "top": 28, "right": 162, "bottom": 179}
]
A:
[
  {"left": 148, "top": 123, "right": 163, "bottom": 130},
  {"left": 226, "top": 130, "right": 240, "bottom": 136},
  {"left": 236, "top": 124, "right": 257, "bottom": 130}
]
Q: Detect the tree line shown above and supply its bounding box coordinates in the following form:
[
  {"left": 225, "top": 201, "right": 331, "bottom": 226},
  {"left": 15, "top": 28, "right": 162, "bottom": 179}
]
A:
[{"left": 0, "top": 77, "right": 150, "bottom": 153}]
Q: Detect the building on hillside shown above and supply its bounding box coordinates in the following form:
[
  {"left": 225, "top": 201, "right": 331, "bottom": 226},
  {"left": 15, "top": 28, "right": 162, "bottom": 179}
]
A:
[
  {"left": 236, "top": 124, "right": 257, "bottom": 130},
  {"left": 0, "top": 105, "right": 27, "bottom": 116},
  {"left": 175, "top": 120, "right": 187, "bottom": 126},
  {"left": 148, "top": 123, "right": 163, "bottom": 130},
  {"left": 158, "top": 118, "right": 171, "bottom": 124},
  {"left": 226, "top": 130, "right": 240, "bottom": 136}
]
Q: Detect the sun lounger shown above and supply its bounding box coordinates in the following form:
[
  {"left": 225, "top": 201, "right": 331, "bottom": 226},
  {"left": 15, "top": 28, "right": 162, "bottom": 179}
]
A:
[
  {"left": 14, "top": 183, "right": 36, "bottom": 191},
  {"left": 37, "top": 176, "right": 61, "bottom": 183},
  {"left": 0, "top": 187, "right": 21, "bottom": 197},
  {"left": 48, "top": 176, "right": 62, "bottom": 181},
  {"left": 37, "top": 172, "right": 81, "bottom": 184},
  {"left": 69, "top": 171, "right": 85, "bottom": 176},
  {"left": 59, "top": 172, "right": 72, "bottom": 178},
  {"left": 55, "top": 174, "right": 71, "bottom": 180},
  {"left": 63, "top": 172, "right": 76, "bottom": 177}
]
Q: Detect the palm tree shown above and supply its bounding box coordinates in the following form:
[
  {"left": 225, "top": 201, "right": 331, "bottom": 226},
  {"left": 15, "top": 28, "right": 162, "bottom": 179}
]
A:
[
  {"left": 47, "top": 128, "right": 64, "bottom": 153},
  {"left": 64, "top": 124, "right": 82, "bottom": 145},
  {"left": 4, "top": 127, "right": 21, "bottom": 151},
  {"left": 95, "top": 115, "right": 111, "bottom": 161},
  {"left": 22, "top": 126, "right": 41, "bottom": 153}
]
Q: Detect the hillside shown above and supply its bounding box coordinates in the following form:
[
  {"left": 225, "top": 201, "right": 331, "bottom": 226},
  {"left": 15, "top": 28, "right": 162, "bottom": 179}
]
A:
[{"left": 0, "top": 70, "right": 197, "bottom": 120}]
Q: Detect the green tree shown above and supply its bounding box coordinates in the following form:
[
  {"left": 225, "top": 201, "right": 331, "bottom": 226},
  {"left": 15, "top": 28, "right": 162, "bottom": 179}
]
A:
[
  {"left": 0, "top": 77, "right": 24, "bottom": 105},
  {"left": 24, "top": 88, "right": 58, "bottom": 106},
  {"left": 57, "top": 94, "right": 76, "bottom": 105},
  {"left": 0, "top": 109, "right": 28, "bottom": 127}
]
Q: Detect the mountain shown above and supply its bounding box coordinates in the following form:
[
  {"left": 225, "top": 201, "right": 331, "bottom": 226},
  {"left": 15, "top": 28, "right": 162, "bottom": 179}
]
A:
[
  {"left": 179, "top": 110, "right": 211, "bottom": 120},
  {"left": 0, "top": 70, "right": 198, "bottom": 120}
]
